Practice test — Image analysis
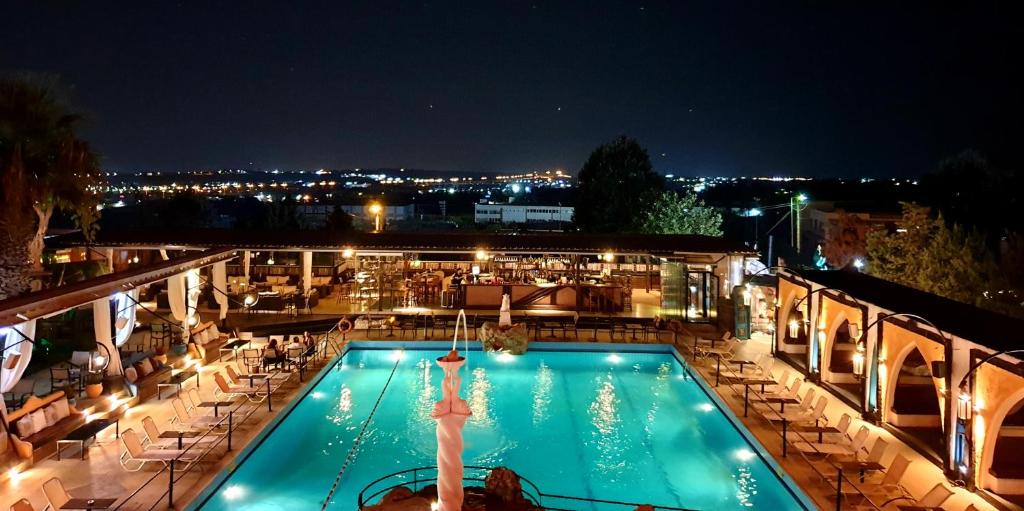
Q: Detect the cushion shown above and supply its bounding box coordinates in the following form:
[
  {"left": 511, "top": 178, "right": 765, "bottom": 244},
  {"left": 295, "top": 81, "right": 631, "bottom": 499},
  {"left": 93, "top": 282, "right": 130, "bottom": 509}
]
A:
[
  {"left": 15, "top": 417, "right": 35, "bottom": 438},
  {"left": 125, "top": 366, "right": 139, "bottom": 384},
  {"left": 139, "top": 358, "right": 154, "bottom": 376},
  {"left": 53, "top": 397, "right": 70, "bottom": 420},
  {"left": 29, "top": 409, "right": 47, "bottom": 433},
  {"left": 43, "top": 404, "right": 61, "bottom": 426},
  {"left": 209, "top": 324, "right": 220, "bottom": 338}
]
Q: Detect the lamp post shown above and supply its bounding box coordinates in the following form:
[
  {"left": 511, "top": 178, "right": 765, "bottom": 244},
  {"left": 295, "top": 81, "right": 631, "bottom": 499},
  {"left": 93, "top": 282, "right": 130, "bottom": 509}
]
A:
[{"left": 368, "top": 202, "right": 383, "bottom": 233}]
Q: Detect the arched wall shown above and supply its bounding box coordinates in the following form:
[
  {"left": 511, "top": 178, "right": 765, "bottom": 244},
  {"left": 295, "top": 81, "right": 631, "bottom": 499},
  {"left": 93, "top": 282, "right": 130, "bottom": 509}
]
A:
[
  {"left": 777, "top": 278, "right": 808, "bottom": 357},
  {"left": 976, "top": 362, "right": 1024, "bottom": 491},
  {"left": 819, "top": 295, "right": 865, "bottom": 383},
  {"left": 879, "top": 322, "right": 946, "bottom": 425}
]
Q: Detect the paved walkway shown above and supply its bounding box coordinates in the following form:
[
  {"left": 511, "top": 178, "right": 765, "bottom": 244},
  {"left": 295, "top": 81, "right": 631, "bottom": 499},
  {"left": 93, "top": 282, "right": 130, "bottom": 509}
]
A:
[{"left": 686, "top": 331, "right": 1001, "bottom": 511}]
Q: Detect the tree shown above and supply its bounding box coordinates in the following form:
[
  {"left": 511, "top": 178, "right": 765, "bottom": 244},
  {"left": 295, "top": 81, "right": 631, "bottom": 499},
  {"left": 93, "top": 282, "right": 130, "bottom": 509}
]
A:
[
  {"left": 821, "top": 211, "right": 872, "bottom": 269},
  {"left": 324, "top": 203, "right": 354, "bottom": 232},
  {"left": 866, "top": 202, "right": 996, "bottom": 309},
  {"left": 0, "top": 75, "right": 103, "bottom": 298},
  {"left": 638, "top": 190, "right": 722, "bottom": 236},
  {"left": 574, "top": 136, "right": 664, "bottom": 232}
]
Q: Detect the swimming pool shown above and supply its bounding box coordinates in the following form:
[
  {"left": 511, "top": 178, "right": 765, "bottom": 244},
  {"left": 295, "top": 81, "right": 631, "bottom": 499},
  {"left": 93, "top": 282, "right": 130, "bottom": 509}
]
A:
[{"left": 191, "top": 342, "right": 813, "bottom": 510}]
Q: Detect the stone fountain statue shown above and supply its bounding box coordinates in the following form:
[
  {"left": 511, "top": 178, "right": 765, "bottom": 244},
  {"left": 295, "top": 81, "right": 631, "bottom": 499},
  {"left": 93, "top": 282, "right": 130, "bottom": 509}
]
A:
[{"left": 479, "top": 294, "right": 529, "bottom": 354}]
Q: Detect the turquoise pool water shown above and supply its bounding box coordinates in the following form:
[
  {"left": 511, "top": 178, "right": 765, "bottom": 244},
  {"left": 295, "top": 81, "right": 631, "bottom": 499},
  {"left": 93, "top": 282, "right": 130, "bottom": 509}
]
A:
[{"left": 193, "top": 344, "right": 811, "bottom": 510}]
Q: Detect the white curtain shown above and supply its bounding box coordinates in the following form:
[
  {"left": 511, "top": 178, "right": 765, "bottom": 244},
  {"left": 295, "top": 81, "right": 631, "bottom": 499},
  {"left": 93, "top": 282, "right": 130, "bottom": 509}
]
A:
[
  {"left": 186, "top": 269, "right": 201, "bottom": 327},
  {"left": 113, "top": 289, "right": 139, "bottom": 348},
  {"left": 167, "top": 272, "right": 187, "bottom": 336},
  {"left": 92, "top": 299, "right": 124, "bottom": 376},
  {"left": 1, "top": 320, "right": 36, "bottom": 393},
  {"left": 242, "top": 250, "right": 251, "bottom": 278},
  {"left": 302, "top": 251, "right": 313, "bottom": 292},
  {"left": 213, "top": 261, "right": 229, "bottom": 320}
]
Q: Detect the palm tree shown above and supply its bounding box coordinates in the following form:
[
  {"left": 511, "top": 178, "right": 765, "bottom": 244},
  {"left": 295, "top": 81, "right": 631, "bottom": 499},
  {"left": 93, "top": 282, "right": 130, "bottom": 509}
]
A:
[{"left": 0, "top": 75, "right": 103, "bottom": 298}]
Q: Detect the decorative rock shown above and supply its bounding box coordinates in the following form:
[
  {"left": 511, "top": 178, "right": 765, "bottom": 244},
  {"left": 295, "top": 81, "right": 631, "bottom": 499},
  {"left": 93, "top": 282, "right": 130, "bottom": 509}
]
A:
[
  {"left": 485, "top": 467, "right": 523, "bottom": 503},
  {"left": 382, "top": 487, "right": 414, "bottom": 503},
  {"left": 479, "top": 323, "right": 528, "bottom": 355}
]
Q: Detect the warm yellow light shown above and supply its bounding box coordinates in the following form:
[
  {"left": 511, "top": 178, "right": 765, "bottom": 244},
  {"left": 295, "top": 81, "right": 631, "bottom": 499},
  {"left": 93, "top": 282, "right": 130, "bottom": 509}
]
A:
[
  {"left": 602, "top": 251, "right": 615, "bottom": 262},
  {"left": 475, "top": 250, "right": 488, "bottom": 261},
  {"left": 342, "top": 248, "right": 354, "bottom": 258},
  {"left": 368, "top": 202, "right": 383, "bottom": 215}
]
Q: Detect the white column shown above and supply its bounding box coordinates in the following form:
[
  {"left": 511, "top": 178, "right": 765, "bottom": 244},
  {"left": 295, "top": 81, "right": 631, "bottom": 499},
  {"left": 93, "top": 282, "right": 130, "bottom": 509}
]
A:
[
  {"left": 302, "top": 251, "right": 313, "bottom": 293},
  {"left": 432, "top": 353, "right": 472, "bottom": 511},
  {"left": 105, "top": 248, "right": 115, "bottom": 272},
  {"left": 242, "top": 250, "right": 251, "bottom": 279}
]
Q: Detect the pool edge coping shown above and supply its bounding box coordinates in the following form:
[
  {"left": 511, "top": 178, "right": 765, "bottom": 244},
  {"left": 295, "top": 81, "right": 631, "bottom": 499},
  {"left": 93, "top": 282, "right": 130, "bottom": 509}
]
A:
[{"left": 187, "top": 340, "right": 817, "bottom": 511}]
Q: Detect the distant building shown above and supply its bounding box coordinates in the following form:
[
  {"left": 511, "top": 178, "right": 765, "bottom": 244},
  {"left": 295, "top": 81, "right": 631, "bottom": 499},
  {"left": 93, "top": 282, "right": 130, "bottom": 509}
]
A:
[
  {"left": 474, "top": 204, "right": 574, "bottom": 225},
  {"left": 296, "top": 204, "right": 415, "bottom": 228}
]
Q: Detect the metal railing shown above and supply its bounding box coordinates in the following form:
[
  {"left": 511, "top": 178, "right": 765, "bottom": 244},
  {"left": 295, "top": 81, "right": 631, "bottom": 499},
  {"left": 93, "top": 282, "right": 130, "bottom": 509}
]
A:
[
  {"left": 356, "top": 465, "right": 696, "bottom": 511},
  {"left": 109, "top": 327, "right": 346, "bottom": 511}
]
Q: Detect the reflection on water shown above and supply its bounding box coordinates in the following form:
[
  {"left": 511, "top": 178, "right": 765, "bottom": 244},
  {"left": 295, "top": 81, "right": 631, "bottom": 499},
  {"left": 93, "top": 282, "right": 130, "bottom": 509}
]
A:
[
  {"left": 531, "top": 361, "right": 553, "bottom": 425},
  {"left": 589, "top": 373, "right": 629, "bottom": 476},
  {"left": 734, "top": 465, "right": 758, "bottom": 507},
  {"left": 468, "top": 367, "right": 493, "bottom": 427},
  {"left": 645, "top": 363, "right": 672, "bottom": 434}
]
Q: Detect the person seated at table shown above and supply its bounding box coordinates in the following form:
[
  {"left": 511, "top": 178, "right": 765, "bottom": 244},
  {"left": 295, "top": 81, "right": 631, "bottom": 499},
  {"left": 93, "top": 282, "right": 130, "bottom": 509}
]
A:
[
  {"left": 286, "top": 336, "right": 304, "bottom": 352},
  {"left": 302, "top": 331, "right": 317, "bottom": 356},
  {"left": 263, "top": 339, "right": 284, "bottom": 369}
]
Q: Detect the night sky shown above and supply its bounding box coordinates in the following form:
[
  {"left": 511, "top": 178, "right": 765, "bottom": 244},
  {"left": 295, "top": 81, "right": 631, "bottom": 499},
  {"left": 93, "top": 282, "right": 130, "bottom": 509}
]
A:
[{"left": 2, "top": 2, "right": 1021, "bottom": 177}]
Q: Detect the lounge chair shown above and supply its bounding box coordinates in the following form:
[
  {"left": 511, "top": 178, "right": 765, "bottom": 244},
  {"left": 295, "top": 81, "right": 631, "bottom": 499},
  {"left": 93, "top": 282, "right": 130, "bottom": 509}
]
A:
[
  {"left": 907, "top": 483, "right": 954, "bottom": 509},
  {"left": 118, "top": 428, "right": 199, "bottom": 472},
  {"left": 697, "top": 339, "right": 738, "bottom": 362},
  {"left": 171, "top": 398, "right": 224, "bottom": 428},
  {"left": 42, "top": 478, "right": 71, "bottom": 511},
  {"left": 9, "top": 498, "right": 34, "bottom": 511},
  {"left": 861, "top": 453, "right": 912, "bottom": 501},
  {"left": 839, "top": 436, "right": 888, "bottom": 465},
  {"left": 213, "top": 372, "right": 266, "bottom": 402},
  {"left": 769, "top": 395, "right": 828, "bottom": 425},
  {"left": 140, "top": 416, "right": 219, "bottom": 450}
]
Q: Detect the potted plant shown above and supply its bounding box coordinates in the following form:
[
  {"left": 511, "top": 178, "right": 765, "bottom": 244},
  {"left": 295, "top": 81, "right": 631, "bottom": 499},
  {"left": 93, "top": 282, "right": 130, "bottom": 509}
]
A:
[{"left": 84, "top": 371, "right": 104, "bottom": 398}]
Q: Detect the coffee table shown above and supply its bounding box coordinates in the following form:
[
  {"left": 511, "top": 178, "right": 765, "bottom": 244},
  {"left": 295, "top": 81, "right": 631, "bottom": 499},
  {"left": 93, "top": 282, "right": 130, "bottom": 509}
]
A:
[
  {"left": 57, "top": 418, "right": 119, "bottom": 461},
  {"left": 159, "top": 429, "right": 203, "bottom": 449},
  {"left": 61, "top": 498, "right": 117, "bottom": 510},
  {"left": 197, "top": 400, "right": 237, "bottom": 416},
  {"left": 158, "top": 369, "right": 198, "bottom": 399}
]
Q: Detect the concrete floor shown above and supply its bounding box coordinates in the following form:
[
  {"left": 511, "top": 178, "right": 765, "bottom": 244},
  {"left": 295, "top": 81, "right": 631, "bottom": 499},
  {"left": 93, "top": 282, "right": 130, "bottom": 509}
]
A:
[{"left": 691, "top": 331, "right": 1002, "bottom": 511}]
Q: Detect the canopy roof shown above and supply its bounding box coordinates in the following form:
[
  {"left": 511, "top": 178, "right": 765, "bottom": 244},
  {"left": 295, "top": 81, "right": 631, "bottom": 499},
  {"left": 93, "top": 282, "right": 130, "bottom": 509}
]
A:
[
  {"left": 0, "top": 248, "right": 235, "bottom": 325},
  {"left": 50, "top": 229, "right": 755, "bottom": 256},
  {"left": 795, "top": 269, "right": 1024, "bottom": 353}
]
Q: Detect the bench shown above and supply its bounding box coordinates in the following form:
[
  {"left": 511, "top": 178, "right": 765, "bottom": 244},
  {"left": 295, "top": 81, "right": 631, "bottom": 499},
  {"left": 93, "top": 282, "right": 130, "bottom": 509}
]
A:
[
  {"left": 3, "top": 391, "right": 84, "bottom": 461},
  {"left": 190, "top": 321, "right": 229, "bottom": 364},
  {"left": 123, "top": 352, "right": 173, "bottom": 401}
]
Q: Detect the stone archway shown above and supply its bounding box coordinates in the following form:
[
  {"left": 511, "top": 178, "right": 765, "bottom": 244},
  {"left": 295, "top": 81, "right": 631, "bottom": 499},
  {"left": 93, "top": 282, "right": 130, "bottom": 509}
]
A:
[
  {"left": 886, "top": 344, "right": 945, "bottom": 455},
  {"left": 776, "top": 285, "right": 808, "bottom": 361},
  {"left": 976, "top": 363, "right": 1024, "bottom": 494}
]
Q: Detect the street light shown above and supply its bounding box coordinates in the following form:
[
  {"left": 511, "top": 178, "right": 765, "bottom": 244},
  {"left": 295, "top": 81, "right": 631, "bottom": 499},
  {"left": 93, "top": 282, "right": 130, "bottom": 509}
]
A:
[{"left": 369, "top": 202, "right": 383, "bottom": 232}]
